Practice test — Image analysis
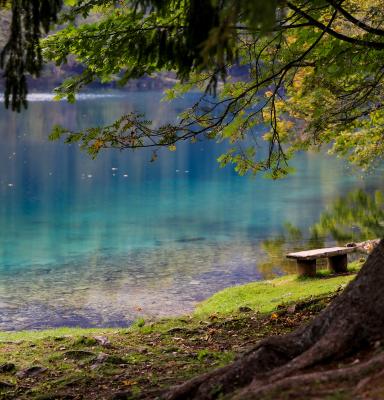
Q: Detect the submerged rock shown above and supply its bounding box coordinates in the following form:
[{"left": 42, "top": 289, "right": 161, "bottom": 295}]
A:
[{"left": 175, "top": 237, "right": 205, "bottom": 243}]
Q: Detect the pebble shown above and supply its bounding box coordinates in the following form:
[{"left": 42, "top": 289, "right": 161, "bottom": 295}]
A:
[
  {"left": 287, "top": 305, "right": 296, "bottom": 314},
  {"left": 94, "top": 336, "right": 111, "bottom": 347},
  {"left": 95, "top": 352, "right": 109, "bottom": 363}
]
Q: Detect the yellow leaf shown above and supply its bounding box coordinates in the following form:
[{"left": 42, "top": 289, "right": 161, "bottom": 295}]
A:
[
  {"left": 93, "top": 139, "right": 104, "bottom": 151},
  {"left": 122, "top": 380, "right": 137, "bottom": 386},
  {"left": 169, "top": 144, "right": 176, "bottom": 151}
]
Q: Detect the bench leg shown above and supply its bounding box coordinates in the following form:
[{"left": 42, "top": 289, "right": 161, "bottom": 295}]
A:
[
  {"left": 328, "top": 254, "right": 348, "bottom": 274},
  {"left": 297, "top": 259, "right": 316, "bottom": 277}
]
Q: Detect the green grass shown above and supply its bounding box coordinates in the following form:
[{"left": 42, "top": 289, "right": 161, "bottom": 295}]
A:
[
  {"left": 195, "top": 262, "right": 361, "bottom": 316},
  {"left": 0, "top": 262, "right": 364, "bottom": 399},
  {"left": 0, "top": 261, "right": 363, "bottom": 342},
  {"left": 0, "top": 327, "right": 121, "bottom": 341}
]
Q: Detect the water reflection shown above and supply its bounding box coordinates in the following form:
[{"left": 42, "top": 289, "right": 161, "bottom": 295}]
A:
[
  {"left": 0, "top": 92, "right": 382, "bottom": 330},
  {"left": 311, "top": 189, "right": 384, "bottom": 241},
  {"left": 259, "top": 189, "right": 384, "bottom": 275}
]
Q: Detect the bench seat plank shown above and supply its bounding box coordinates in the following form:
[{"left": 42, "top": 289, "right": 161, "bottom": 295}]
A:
[{"left": 287, "top": 246, "right": 355, "bottom": 260}]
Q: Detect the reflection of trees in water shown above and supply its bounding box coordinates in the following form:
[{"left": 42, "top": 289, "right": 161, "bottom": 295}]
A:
[
  {"left": 260, "top": 189, "right": 384, "bottom": 274},
  {"left": 311, "top": 189, "right": 384, "bottom": 242},
  {"left": 259, "top": 222, "right": 323, "bottom": 277}
]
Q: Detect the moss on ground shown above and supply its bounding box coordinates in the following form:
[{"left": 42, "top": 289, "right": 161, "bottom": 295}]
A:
[
  {"left": 195, "top": 262, "right": 361, "bottom": 316},
  {"left": 0, "top": 263, "right": 365, "bottom": 399},
  {"left": 0, "top": 302, "right": 322, "bottom": 400}
]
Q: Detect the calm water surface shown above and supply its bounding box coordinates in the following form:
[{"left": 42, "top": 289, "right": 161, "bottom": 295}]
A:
[{"left": 0, "top": 92, "right": 381, "bottom": 330}]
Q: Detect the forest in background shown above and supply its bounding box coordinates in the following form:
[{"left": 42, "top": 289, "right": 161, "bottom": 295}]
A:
[
  {"left": 0, "top": 9, "right": 177, "bottom": 92},
  {"left": 0, "top": 9, "right": 247, "bottom": 94}
]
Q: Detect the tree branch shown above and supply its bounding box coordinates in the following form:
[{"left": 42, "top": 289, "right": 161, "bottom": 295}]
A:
[
  {"left": 325, "top": 0, "right": 384, "bottom": 37},
  {"left": 287, "top": 2, "right": 384, "bottom": 50}
]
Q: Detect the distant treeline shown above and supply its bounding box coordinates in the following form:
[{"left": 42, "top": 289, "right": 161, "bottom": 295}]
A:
[{"left": 0, "top": 10, "right": 248, "bottom": 94}]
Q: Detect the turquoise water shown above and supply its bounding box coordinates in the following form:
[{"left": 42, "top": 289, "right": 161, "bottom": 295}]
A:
[{"left": 0, "top": 91, "right": 380, "bottom": 330}]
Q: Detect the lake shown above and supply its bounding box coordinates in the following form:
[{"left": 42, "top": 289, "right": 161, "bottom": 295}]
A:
[{"left": 0, "top": 91, "right": 380, "bottom": 330}]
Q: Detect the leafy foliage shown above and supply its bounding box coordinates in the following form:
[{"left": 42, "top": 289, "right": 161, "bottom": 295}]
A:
[
  {"left": 4, "top": 1, "right": 384, "bottom": 175},
  {"left": 311, "top": 189, "right": 384, "bottom": 241},
  {"left": 258, "top": 189, "right": 383, "bottom": 274},
  {"left": 0, "top": 0, "right": 63, "bottom": 111},
  {"left": 263, "top": 189, "right": 384, "bottom": 260}
]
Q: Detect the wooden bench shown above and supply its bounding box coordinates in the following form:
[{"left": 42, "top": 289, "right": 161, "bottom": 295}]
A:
[{"left": 286, "top": 247, "right": 356, "bottom": 277}]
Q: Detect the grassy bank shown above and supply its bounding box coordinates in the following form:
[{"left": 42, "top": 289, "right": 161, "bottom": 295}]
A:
[
  {"left": 195, "top": 268, "right": 358, "bottom": 316},
  {"left": 0, "top": 265, "right": 362, "bottom": 399}
]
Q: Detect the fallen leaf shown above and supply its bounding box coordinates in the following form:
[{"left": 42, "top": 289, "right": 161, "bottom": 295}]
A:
[{"left": 122, "top": 380, "right": 137, "bottom": 386}]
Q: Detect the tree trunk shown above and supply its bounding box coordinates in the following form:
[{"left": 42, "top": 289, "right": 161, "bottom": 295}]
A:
[{"left": 165, "top": 239, "right": 384, "bottom": 400}]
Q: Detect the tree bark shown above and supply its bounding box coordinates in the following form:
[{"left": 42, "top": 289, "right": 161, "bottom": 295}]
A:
[{"left": 165, "top": 239, "right": 384, "bottom": 400}]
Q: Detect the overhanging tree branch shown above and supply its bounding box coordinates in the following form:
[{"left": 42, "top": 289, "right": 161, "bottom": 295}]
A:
[
  {"left": 287, "top": 1, "right": 384, "bottom": 50},
  {"left": 325, "top": 0, "right": 384, "bottom": 37}
]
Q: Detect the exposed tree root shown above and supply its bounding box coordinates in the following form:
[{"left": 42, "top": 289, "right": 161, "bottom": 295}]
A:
[
  {"left": 355, "top": 367, "right": 384, "bottom": 399},
  {"left": 165, "top": 240, "right": 384, "bottom": 400},
  {"left": 236, "top": 350, "right": 384, "bottom": 399}
]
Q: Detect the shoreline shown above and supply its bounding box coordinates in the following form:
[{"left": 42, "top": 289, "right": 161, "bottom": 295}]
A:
[
  {"left": 0, "top": 265, "right": 362, "bottom": 399},
  {"left": 0, "top": 262, "right": 360, "bottom": 339}
]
